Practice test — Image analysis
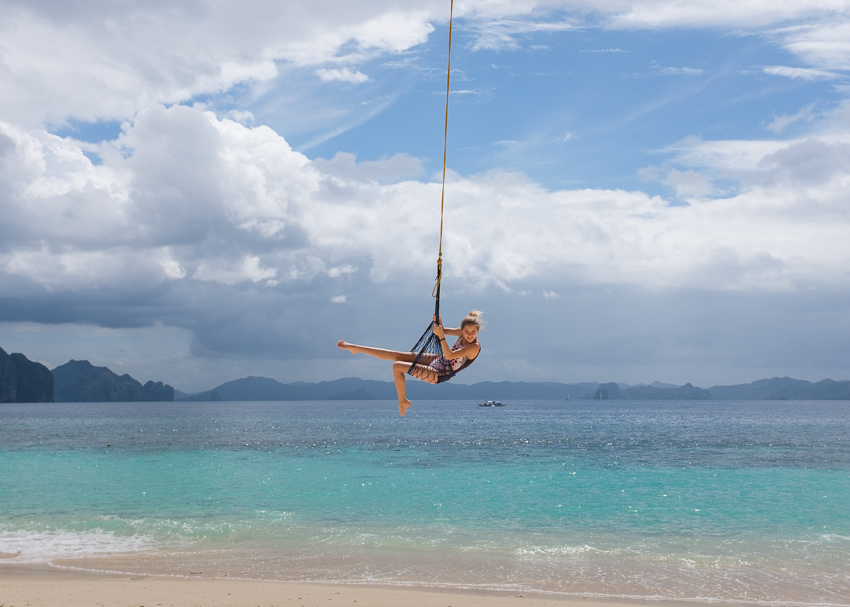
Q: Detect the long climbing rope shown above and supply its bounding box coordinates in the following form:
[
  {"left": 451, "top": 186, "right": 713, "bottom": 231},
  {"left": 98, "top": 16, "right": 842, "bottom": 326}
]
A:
[
  {"left": 407, "top": 0, "right": 475, "bottom": 385},
  {"left": 433, "top": 0, "right": 454, "bottom": 300}
]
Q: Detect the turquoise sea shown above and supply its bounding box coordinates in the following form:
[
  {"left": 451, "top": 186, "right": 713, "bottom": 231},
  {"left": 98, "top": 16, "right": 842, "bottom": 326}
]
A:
[{"left": 1, "top": 399, "right": 848, "bottom": 604}]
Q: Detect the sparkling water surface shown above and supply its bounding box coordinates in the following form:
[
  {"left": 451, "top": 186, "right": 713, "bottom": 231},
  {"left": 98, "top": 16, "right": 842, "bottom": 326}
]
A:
[{"left": 1, "top": 399, "right": 848, "bottom": 604}]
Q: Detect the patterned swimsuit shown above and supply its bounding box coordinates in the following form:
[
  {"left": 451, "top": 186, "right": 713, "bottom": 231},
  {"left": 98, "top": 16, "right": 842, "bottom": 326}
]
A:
[{"left": 429, "top": 338, "right": 478, "bottom": 374}]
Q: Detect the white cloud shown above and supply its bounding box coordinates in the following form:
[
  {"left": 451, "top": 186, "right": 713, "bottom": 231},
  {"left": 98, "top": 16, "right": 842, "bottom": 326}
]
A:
[
  {"left": 602, "top": 1, "right": 850, "bottom": 29},
  {"left": 315, "top": 68, "right": 371, "bottom": 84},
  {"left": 763, "top": 65, "right": 840, "bottom": 81},
  {"left": 767, "top": 103, "right": 815, "bottom": 134},
  {"left": 328, "top": 264, "right": 357, "bottom": 278},
  {"left": 3, "top": 100, "right": 850, "bottom": 383},
  {"left": 0, "top": 1, "right": 435, "bottom": 127},
  {"left": 662, "top": 135, "right": 787, "bottom": 172},
  {"left": 650, "top": 60, "right": 704, "bottom": 75},
  {"left": 658, "top": 66, "right": 705, "bottom": 75},
  {"left": 194, "top": 256, "right": 278, "bottom": 286},
  {"left": 281, "top": 9, "right": 435, "bottom": 66},
  {"left": 226, "top": 110, "right": 256, "bottom": 125},
  {"left": 466, "top": 18, "right": 579, "bottom": 51},
  {"left": 660, "top": 102, "right": 850, "bottom": 193},
  {"left": 3, "top": 103, "right": 850, "bottom": 303},
  {"left": 663, "top": 168, "right": 714, "bottom": 198},
  {"left": 312, "top": 152, "right": 423, "bottom": 182},
  {"left": 156, "top": 249, "right": 187, "bottom": 280},
  {"left": 777, "top": 19, "right": 850, "bottom": 71},
  {"left": 637, "top": 165, "right": 663, "bottom": 181}
]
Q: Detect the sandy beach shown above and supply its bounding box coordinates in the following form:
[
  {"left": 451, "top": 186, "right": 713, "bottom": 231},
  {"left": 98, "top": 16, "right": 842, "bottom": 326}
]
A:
[{"left": 0, "top": 563, "right": 671, "bottom": 607}]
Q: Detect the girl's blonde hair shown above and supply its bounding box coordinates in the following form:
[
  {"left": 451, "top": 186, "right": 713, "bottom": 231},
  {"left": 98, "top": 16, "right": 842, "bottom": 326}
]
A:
[{"left": 461, "top": 310, "right": 484, "bottom": 331}]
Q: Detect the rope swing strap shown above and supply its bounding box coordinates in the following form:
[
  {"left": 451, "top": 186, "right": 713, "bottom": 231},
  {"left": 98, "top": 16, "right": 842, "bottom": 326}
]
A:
[
  {"left": 407, "top": 0, "right": 473, "bottom": 385},
  {"left": 432, "top": 0, "right": 454, "bottom": 303}
]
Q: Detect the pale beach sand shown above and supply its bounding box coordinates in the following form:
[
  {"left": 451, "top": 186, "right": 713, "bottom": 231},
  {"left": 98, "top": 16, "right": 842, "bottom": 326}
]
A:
[{"left": 0, "top": 564, "right": 700, "bottom": 607}]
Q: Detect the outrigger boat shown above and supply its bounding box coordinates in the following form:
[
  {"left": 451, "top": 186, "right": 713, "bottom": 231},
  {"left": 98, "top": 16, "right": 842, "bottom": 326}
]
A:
[{"left": 478, "top": 400, "right": 506, "bottom": 407}]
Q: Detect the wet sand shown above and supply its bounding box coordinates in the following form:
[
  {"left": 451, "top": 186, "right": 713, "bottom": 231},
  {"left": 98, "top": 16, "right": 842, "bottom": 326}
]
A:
[
  {"left": 0, "top": 552, "right": 21, "bottom": 559},
  {"left": 0, "top": 563, "right": 699, "bottom": 607}
]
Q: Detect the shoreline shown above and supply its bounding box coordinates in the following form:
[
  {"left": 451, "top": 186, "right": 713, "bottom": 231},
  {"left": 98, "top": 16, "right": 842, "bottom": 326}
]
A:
[
  {"left": 0, "top": 562, "right": 821, "bottom": 607},
  {"left": 0, "top": 562, "right": 760, "bottom": 607}
]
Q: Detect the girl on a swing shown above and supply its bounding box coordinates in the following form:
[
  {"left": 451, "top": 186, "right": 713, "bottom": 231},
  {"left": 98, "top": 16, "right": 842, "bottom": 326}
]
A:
[{"left": 337, "top": 310, "right": 482, "bottom": 417}]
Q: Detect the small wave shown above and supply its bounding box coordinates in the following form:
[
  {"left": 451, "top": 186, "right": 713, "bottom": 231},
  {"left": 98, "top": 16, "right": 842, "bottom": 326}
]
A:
[
  {"left": 0, "top": 527, "right": 157, "bottom": 563},
  {"left": 515, "top": 544, "right": 604, "bottom": 557}
]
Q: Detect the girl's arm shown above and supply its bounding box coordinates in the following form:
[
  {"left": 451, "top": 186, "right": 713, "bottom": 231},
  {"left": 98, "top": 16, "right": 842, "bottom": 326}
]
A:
[
  {"left": 433, "top": 318, "right": 480, "bottom": 360},
  {"left": 435, "top": 315, "right": 463, "bottom": 337},
  {"left": 443, "top": 341, "right": 480, "bottom": 360}
]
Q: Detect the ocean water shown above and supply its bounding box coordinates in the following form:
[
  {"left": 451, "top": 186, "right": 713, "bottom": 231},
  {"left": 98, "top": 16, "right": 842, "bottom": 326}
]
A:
[{"left": 1, "top": 399, "right": 848, "bottom": 604}]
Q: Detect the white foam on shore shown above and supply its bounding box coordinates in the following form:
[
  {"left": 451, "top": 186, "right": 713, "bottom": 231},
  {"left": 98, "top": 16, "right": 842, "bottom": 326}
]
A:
[{"left": 0, "top": 527, "right": 157, "bottom": 563}]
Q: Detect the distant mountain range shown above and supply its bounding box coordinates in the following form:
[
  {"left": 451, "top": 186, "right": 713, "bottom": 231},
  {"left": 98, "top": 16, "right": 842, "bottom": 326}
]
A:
[
  {"left": 706, "top": 377, "right": 850, "bottom": 400},
  {"left": 175, "top": 376, "right": 595, "bottom": 402},
  {"left": 52, "top": 360, "right": 174, "bottom": 402},
  {"left": 0, "top": 346, "right": 53, "bottom": 403},
  {"left": 592, "top": 382, "right": 713, "bottom": 400},
  {"left": 2, "top": 343, "right": 848, "bottom": 403},
  {"left": 176, "top": 375, "right": 850, "bottom": 402}
]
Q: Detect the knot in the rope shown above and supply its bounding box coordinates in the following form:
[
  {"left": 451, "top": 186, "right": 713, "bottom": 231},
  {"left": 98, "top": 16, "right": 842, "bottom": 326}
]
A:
[{"left": 432, "top": 256, "right": 443, "bottom": 298}]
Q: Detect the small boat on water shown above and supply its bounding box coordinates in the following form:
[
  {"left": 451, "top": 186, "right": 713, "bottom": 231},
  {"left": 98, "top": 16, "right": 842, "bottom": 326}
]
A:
[{"left": 479, "top": 400, "right": 506, "bottom": 407}]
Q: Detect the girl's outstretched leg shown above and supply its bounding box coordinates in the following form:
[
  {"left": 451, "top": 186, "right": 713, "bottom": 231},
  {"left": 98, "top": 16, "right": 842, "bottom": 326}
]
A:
[
  {"left": 337, "top": 341, "right": 417, "bottom": 363},
  {"left": 392, "top": 361, "right": 412, "bottom": 417}
]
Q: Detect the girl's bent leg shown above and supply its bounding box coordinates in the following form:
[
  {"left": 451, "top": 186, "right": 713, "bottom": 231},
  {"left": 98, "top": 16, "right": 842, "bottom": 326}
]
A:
[
  {"left": 407, "top": 363, "right": 439, "bottom": 384},
  {"left": 392, "top": 362, "right": 412, "bottom": 417}
]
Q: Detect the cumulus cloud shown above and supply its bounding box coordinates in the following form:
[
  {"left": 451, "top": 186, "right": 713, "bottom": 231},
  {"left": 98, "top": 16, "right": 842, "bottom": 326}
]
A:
[
  {"left": 0, "top": 1, "right": 436, "bottom": 127},
  {"left": 194, "top": 256, "right": 279, "bottom": 286},
  {"left": 3, "top": 103, "right": 850, "bottom": 340},
  {"left": 663, "top": 168, "right": 714, "bottom": 198},
  {"left": 328, "top": 264, "right": 357, "bottom": 278},
  {"left": 662, "top": 104, "right": 850, "bottom": 193}
]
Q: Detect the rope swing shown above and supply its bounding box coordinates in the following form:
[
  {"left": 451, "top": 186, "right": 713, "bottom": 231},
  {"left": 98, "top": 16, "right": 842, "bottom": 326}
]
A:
[
  {"left": 407, "top": 0, "right": 475, "bottom": 384},
  {"left": 433, "top": 0, "right": 454, "bottom": 300}
]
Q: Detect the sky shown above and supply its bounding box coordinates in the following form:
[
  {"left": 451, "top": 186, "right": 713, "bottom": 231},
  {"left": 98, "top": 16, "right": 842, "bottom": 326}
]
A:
[{"left": 1, "top": 0, "right": 849, "bottom": 392}]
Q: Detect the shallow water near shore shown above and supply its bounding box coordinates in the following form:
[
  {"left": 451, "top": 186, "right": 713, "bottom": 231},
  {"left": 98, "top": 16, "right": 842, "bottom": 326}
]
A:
[{"left": 1, "top": 399, "right": 848, "bottom": 604}]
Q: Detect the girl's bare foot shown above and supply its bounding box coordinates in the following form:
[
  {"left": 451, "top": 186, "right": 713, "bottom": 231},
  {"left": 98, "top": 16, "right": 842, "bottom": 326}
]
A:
[
  {"left": 398, "top": 399, "right": 411, "bottom": 417},
  {"left": 337, "top": 340, "right": 359, "bottom": 354}
]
